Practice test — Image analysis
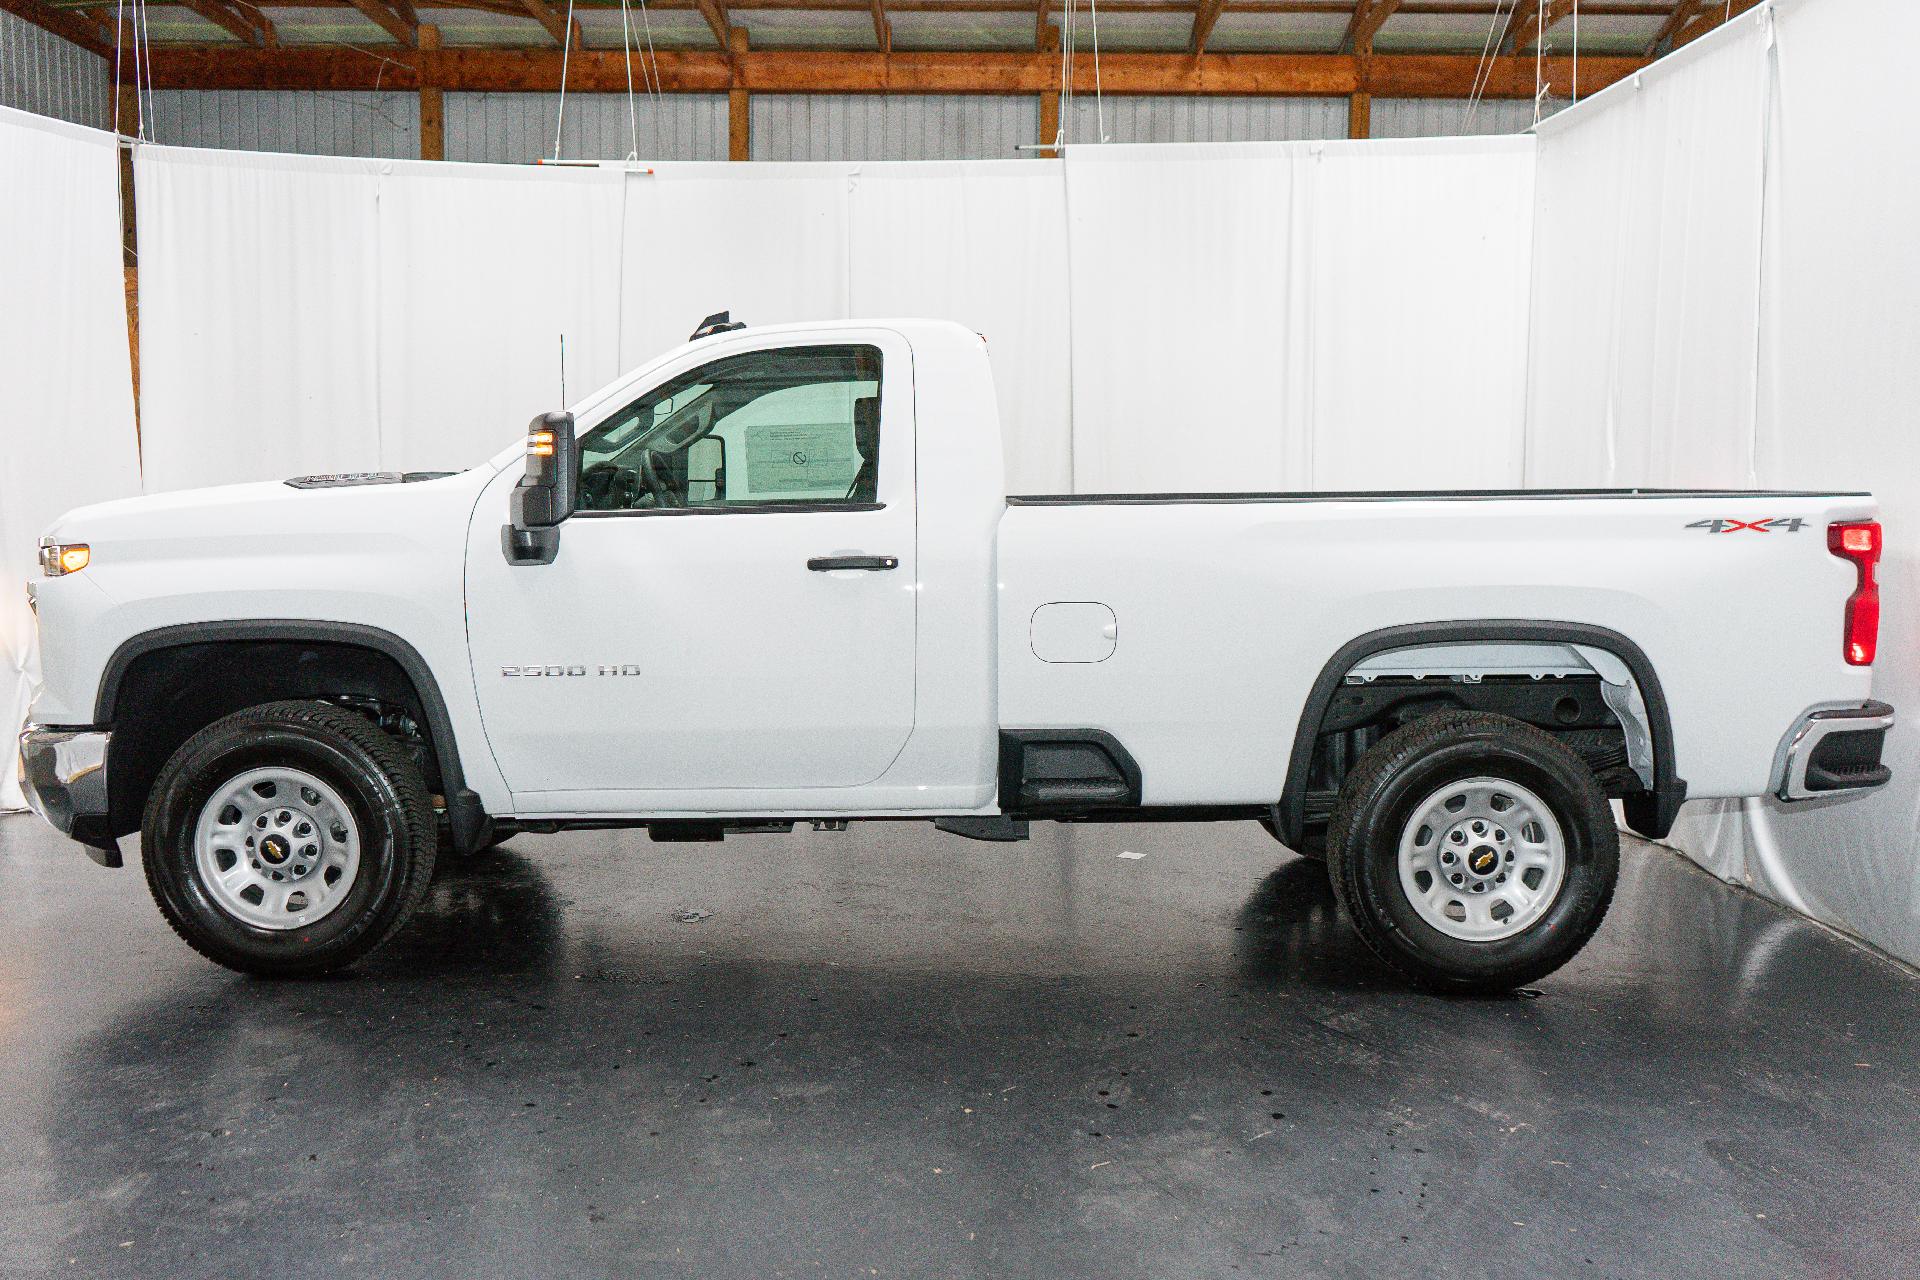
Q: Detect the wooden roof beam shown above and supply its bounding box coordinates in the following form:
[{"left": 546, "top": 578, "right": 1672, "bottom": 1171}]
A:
[
  {"left": 0, "top": 0, "right": 108, "bottom": 55},
  {"left": 513, "top": 0, "right": 579, "bottom": 46},
  {"left": 344, "top": 0, "right": 419, "bottom": 46},
  {"left": 1673, "top": 0, "right": 1764, "bottom": 48},
  {"left": 870, "top": 0, "right": 890, "bottom": 52},
  {"left": 1506, "top": 0, "right": 1574, "bottom": 53},
  {"left": 1189, "top": 0, "right": 1225, "bottom": 57},
  {"left": 139, "top": 45, "right": 1652, "bottom": 99},
  {"left": 1343, "top": 0, "right": 1401, "bottom": 54},
  {"left": 179, "top": 0, "right": 276, "bottom": 47},
  {"left": 78, "top": 5, "right": 125, "bottom": 47},
  {"left": 1648, "top": 1, "right": 1700, "bottom": 53},
  {"left": 694, "top": 0, "right": 732, "bottom": 49}
]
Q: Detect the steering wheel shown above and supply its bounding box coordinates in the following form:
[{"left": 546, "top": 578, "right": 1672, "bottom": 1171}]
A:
[
  {"left": 638, "top": 450, "right": 685, "bottom": 509},
  {"left": 580, "top": 461, "right": 644, "bottom": 511}
]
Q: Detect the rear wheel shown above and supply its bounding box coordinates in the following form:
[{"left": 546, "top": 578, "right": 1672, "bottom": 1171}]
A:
[
  {"left": 1325, "top": 710, "right": 1617, "bottom": 993},
  {"left": 141, "top": 700, "right": 437, "bottom": 976}
]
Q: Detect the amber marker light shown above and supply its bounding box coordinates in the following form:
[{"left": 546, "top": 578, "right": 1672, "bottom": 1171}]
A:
[
  {"left": 528, "top": 430, "right": 556, "bottom": 458},
  {"left": 38, "top": 542, "right": 90, "bottom": 576}
]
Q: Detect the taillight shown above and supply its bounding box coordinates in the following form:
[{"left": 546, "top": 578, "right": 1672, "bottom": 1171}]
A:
[{"left": 1828, "top": 520, "right": 1881, "bottom": 665}]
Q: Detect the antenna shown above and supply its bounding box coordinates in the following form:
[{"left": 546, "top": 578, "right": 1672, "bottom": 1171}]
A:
[
  {"left": 559, "top": 332, "right": 568, "bottom": 406},
  {"left": 689, "top": 310, "right": 747, "bottom": 341}
]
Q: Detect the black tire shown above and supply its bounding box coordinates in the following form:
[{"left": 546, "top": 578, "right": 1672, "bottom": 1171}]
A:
[
  {"left": 141, "top": 700, "right": 438, "bottom": 977},
  {"left": 1324, "top": 710, "right": 1617, "bottom": 994}
]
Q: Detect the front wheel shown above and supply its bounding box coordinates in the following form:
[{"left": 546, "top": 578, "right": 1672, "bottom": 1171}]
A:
[
  {"left": 141, "top": 700, "right": 438, "bottom": 976},
  {"left": 1325, "top": 710, "right": 1617, "bottom": 994}
]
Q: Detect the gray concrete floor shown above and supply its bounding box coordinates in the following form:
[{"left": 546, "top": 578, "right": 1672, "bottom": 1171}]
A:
[{"left": 1, "top": 815, "right": 1917, "bottom": 1280}]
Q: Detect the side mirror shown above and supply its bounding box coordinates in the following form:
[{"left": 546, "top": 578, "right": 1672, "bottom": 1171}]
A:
[{"left": 502, "top": 411, "right": 576, "bottom": 566}]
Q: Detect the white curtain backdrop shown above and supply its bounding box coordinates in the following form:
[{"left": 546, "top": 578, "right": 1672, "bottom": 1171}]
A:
[
  {"left": 136, "top": 149, "right": 631, "bottom": 487},
  {"left": 137, "top": 140, "right": 1535, "bottom": 500},
  {"left": 846, "top": 161, "right": 1071, "bottom": 492},
  {"left": 618, "top": 162, "right": 854, "bottom": 367},
  {"left": 136, "top": 149, "right": 384, "bottom": 490},
  {"left": 1525, "top": 11, "right": 1771, "bottom": 488},
  {"left": 1527, "top": 0, "right": 1920, "bottom": 966},
  {"left": 134, "top": 154, "right": 1074, "bottom": 489},
  {"left": 0, "top": 107, "right": 142, "bottom": 808},
  {"left": 377, "top": 161, "right": 627, "bottom": 472},
  {"left": 1064, "top": 137, "right": 1535, "bottom": 493}
]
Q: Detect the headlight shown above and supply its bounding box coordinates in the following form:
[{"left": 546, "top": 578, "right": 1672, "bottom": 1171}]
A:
[{"left": 38, "top": 541, "right": 90, "bottom": 576}]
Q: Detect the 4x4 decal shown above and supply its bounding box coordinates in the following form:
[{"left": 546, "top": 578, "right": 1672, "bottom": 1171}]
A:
[{"left": 1686, "top": 517, "right": 1808, "bottom": 534}]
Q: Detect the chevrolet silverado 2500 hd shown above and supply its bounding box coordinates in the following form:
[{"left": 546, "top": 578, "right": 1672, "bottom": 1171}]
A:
[{"left": 18, "top": 318, "right": 1896, "bottom": 991}]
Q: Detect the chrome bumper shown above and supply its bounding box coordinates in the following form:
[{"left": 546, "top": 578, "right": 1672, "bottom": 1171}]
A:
[
  {"left": 16, "top": 727, "right": 121, "bottom": 867},
  {"left": 1775, "top": 701, "right": 1895, "bottom": 802}
]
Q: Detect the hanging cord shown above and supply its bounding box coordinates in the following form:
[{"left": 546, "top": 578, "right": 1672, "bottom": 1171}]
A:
[
  {"left": 1088, "top": 0, "right": 1106, "bottom": 142},
  {"left": 1571, "top": 0, "right": 1580, "bottom": 105},
  {"left": 1062, "top": 0, "right": 1081, "bottom": 148},
  {"left": 127, "top": 0, "right": 148, "bottom": 140},
  {"left": 636, "top": 0, "right": 664, "bottom": 157},
  {"left": 552, "top": 0, "right": 578, "bottom": 161},
  {"left": 1057, "top": 1, "right": 1071, "bottom": 148},
  {"left": 141, "top": 0, "right": 157, "bottom": 137},
  {"left": 112, "top": 0, "right": 127, "bottom": 137},
  {"left": 1533, "top": 0, "right": 1546, "bottom": 126},
  {"left": 619, "top": 0, "right": 640, "bottom": 160},
  {"left": 1463, "top": 0, "right": 1514, "bottom": 131}
]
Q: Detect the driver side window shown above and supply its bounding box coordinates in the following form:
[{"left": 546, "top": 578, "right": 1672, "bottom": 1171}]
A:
[{"left": 575, "top": 344, "right": 883, "bottom": 513}]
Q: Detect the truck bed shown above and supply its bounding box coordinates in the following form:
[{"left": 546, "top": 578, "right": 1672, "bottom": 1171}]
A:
[{"left": 995, "top": 487, "right": 1878, "bottom": 809}]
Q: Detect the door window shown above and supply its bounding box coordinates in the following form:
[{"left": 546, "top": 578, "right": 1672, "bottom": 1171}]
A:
[{"left": 576, "top": 344, "right": 884, "bottom": 512}]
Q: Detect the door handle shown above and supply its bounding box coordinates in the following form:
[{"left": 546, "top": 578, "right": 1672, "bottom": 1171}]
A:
[{"left": 808, "top": 555, "right": 899, "bottom": 572}]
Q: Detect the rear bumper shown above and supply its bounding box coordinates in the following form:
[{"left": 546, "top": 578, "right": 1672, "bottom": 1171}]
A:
[
  {"left": 16, "top": 727, "right": 121, "bottom": 867},
  {"left": 1775, "top": 701, "right": 1894, "bottom": 802}
]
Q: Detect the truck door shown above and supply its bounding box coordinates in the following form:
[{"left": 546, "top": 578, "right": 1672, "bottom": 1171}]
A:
[{"left": 463, "top": 331, "right": 917, "bottom": 804}]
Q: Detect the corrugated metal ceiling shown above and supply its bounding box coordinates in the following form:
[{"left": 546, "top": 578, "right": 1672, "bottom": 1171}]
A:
[{"left": 80, "top": 4, "right": 1686, "bottom": 55}]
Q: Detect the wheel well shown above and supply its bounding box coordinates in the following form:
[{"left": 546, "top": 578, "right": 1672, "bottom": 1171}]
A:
[
  {"left": 100, "top": 638, "right": 450, "bottom": 839},
  {"left": 1277, "top": 622, "right": 1685, "bottom": 849}
]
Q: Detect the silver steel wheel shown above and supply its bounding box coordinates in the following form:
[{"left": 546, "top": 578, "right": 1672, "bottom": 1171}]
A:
[
  {"left": 1397, "top": 776, "right": 1566, "bottom": 943},
  {"left": 192, "top": 767, "right": 362, "bottom": 931}
]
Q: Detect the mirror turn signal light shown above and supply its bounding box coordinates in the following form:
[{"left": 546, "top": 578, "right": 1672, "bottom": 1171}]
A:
[
  {"left": 38, "top": 542, "right": 90, "bottom": 577},
  {"left": 527, "top": 430, "right": 557, "bottom": 458}
]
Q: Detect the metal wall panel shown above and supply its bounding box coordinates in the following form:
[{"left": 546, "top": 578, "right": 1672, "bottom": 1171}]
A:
[
  {"left": 147, "top": 90, "right": 420, "bottom": 157},
  {"left": 446, "top": 93, "right": 727, "bottom": 164},
  {"left": 0, "top": 10, "right": 108, "bottom": 129},
  {"left": 1063, "top": 95, "right": 1348, "bottom": 145},
  {"left": 1371, "top": 97, "right": 1564, "bottom": 138},
  {"left": 752, "top": 95, "right": 1037, "bottom": 162}
]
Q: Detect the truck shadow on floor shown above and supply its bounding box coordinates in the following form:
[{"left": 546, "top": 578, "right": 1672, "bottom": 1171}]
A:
[
  {"left": 377, "top": 846, "right": 569, "bottom": 978},
  {"left": 394, "top": 843, "right": 1403, "bottom": 993},
  {"left": 1230, "top": 854, "right": 1403, "bottom": 992}
]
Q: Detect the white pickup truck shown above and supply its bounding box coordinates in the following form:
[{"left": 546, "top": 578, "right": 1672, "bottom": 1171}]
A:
[{"left": 19, "top": 318, "right": 1894, "bottom": 991}]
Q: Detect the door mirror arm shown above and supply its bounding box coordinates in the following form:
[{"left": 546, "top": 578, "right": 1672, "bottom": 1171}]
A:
[{"left": 502, "top": 411, "right": 577, "bottom": 566}]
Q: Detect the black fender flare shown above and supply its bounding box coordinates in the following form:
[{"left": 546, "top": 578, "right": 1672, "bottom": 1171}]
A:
[
  {"left": 96, "top": 620, "right": 490, "bottom": 852},
  {"left": 1274, "top": 620, "right": 1686, "bottom": 846}
]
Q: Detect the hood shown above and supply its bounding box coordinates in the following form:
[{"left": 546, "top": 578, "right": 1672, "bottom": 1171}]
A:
[{"left": 41, "top": 467, "right": 496, "bottom": 547}]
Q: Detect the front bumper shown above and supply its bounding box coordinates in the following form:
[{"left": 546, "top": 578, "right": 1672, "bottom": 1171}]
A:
[
  {"left": 1775, "top": 701, "right": 1895, "bottom": 802},
  {"left": 16, "top": 727, "right": 121, "bottom": 867}
]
